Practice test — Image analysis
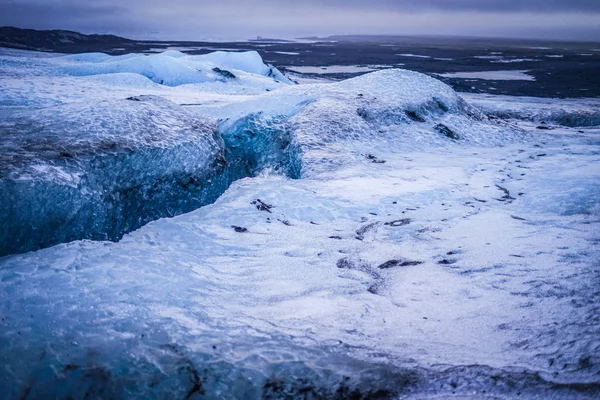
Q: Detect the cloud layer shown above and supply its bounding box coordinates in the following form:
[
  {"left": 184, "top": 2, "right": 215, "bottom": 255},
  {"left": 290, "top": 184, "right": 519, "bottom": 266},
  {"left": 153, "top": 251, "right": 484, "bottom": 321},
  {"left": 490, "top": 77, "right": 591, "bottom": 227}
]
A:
[{"left": 1, "top": 0, "right": 599, "bottom": 40}]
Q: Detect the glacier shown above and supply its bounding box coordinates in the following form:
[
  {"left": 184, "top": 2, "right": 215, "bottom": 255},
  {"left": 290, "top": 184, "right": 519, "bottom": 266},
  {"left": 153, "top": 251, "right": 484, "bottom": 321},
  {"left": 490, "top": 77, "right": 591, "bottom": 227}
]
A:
[
  {"left": 0, "top": 51, "right": 520, "bottom": 257},
  {"left": 0, "top": 48, "right": 599, "bottom": 399}
]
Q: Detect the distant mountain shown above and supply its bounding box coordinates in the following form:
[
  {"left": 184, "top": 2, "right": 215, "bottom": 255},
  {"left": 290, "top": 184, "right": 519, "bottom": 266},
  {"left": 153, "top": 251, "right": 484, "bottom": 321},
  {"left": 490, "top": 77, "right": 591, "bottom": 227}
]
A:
[{"left": 0, "top": 26, "right": 134, "bottom": 52}]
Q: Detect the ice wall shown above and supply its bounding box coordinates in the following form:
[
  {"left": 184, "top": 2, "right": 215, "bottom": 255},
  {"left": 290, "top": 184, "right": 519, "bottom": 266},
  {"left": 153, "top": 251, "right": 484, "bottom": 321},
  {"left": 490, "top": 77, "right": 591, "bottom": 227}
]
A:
[{"left": 0, "top": 96, "right": 230, "bottom": 256}]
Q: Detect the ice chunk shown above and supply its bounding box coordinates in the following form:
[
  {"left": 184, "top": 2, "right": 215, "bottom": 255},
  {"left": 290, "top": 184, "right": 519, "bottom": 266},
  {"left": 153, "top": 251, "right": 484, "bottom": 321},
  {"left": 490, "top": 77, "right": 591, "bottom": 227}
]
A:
[
  {"left": 0, "top": 96, "right": 230, "bottom": 256},
  {"left": 193, "top": 50, "right": 292, "bottom": 83},
  {"left": 210, "top": 69, "right": 523, "bottom": 176},
  {"left": 220, "top": 114, "right": 302, "bottom": 179},
  {"left": 60, "top": 53, "right": 212, "bottom": 86},
  {"left": 55, "top": 50, "right": 293, "bottom": 87}
]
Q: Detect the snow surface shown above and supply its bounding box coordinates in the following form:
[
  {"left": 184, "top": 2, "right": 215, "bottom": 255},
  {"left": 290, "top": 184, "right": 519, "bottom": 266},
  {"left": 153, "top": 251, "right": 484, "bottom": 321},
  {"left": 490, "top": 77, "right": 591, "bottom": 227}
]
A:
[{"left": 0, "top": 48, "right": 599, "bottom": 399}]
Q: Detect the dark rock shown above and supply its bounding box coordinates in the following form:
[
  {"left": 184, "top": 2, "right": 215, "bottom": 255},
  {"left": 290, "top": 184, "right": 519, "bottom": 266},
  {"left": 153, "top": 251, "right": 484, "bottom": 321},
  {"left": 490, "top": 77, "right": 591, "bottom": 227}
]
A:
[
  {"left": 329, "top": 235, "right": 342, "bottom": 239},
  {"left": 435, "top": 98, "right": 450, "bottom": 112},
  {"left": 434, "top": 123, "right": 460, "bottom": 140},
  {"left": 367, "top": 284, "right": 380, "bottom": 294},
  {"left": 231, "top": 225, "right": 248, "bottom": 233},
  {"left": 495, "top": 184, "right": 515, "bottom": 202},
  {"left": 378, "top": 260, "right": 401, "bottom": 269},
  {"left": 336, "top": 258, "right": 354, "bottom": 269},
  {"left": 536, "top": 125, "right": 552, "bottom": 130},
  {"left": 384, "top": 219, "right": 411, "bottom": 227},
  {"left": 405, "top": 110, "right": 426, "bottom": 122},
  {"left": 252, "top": 199, "right": 273, "bottom": 213},
  {"left": 510, "top": 215, "right": 526, "bottom": 221},
  {"left": 400, "top": 261, "right": 424, "bottom": 267},
  {"left": 356, "top": 107, "right": 369, "bottom": 119},
  {"left": 365, "top": 154, "right": 386, "bottom": 164},
  {"left": 438, "top": 259, "right": 456, "bottom": 265},
  {"left": 212, "top": 67, "right": 236, "bottom": 79},
  {"left": 378, "top": 259, "right": 423, "bottom": 269},
  {"left": 356, "top": 222, "right": 379, "bottom": 240}
]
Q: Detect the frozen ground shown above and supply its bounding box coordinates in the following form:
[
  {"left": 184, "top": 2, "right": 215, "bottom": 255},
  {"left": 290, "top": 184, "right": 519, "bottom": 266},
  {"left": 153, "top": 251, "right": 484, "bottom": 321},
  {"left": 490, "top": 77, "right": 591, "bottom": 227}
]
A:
[{"left": 0, "top": 48, "right": 599, "bottom": 399}]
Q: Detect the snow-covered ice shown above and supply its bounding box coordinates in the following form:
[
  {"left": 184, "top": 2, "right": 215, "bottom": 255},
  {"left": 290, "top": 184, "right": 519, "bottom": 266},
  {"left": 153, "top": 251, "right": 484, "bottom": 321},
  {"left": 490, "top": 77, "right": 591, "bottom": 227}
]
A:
[{"left": 0, "top": 48, "right": 598, "bottom": 399}]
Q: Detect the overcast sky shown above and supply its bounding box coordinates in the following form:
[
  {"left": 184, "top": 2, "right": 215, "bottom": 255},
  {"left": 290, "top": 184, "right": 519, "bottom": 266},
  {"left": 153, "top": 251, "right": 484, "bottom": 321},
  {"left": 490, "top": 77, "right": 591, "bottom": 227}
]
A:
[{"left": 1, "top": 0, "right": 599, "bottom": 41}]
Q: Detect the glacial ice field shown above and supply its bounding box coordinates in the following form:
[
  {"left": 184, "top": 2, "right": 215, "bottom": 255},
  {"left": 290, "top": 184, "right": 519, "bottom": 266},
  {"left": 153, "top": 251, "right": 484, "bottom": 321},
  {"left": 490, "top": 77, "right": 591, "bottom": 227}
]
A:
[{"left": 0, "top": 48, "right": 599, "bottom": 399}]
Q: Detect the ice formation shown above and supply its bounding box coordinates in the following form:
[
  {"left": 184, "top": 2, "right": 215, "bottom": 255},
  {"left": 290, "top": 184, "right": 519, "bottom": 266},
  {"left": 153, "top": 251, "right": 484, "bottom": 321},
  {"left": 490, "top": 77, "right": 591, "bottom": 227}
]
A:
[
  {"left": 0, "top": 56, "right": 520, "bottom": 256},
  {"left": 57, "top": 50, "right": 293, "bottom": 86},
  {"left": 0, "top": 48, "right": 598, "bottom": 399},
  {"left": 0, "top": 96, "right": 231, "bottom": 255}
]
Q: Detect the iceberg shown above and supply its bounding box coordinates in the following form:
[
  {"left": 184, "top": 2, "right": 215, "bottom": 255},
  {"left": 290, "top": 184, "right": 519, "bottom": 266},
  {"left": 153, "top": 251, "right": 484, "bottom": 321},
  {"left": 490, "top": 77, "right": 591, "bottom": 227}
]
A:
[{"left": 56, "top": 50, "right": 293, "bottom": 86}]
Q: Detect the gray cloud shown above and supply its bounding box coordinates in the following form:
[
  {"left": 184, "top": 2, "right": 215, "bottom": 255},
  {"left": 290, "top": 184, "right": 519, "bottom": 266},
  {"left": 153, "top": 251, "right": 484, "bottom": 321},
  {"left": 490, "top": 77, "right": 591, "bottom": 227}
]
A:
[
  {"left": 0, "top": 1, "right": 126, "bottom": 31},
  {"left": 0, "top": 0, "right": 599, "bottom": 40},
  {"left": 251, "top": 0, "right": 600, "bottom": 13}
]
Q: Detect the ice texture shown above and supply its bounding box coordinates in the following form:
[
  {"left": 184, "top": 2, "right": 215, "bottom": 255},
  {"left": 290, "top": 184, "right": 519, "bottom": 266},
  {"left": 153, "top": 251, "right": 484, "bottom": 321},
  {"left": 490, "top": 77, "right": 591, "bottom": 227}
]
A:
[
  {"left": 1, "top": 49, "right": 599, "bottom": 399},
  {"left": 0, "top": 96, "right": 232, "bottom": 256}
]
